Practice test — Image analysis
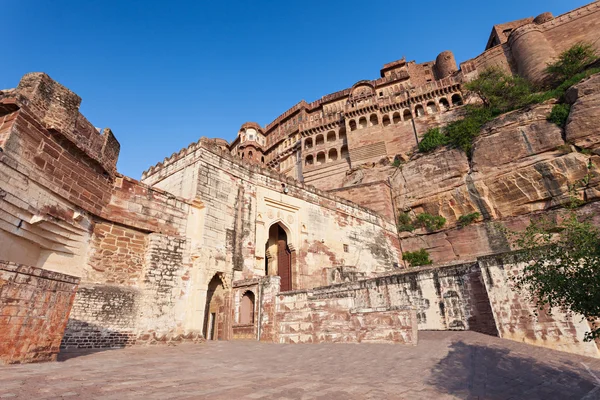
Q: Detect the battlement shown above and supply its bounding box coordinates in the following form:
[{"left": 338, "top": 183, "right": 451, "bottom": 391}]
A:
[{"left": 0, "top": 73, "right": 120, "bottom": 175}]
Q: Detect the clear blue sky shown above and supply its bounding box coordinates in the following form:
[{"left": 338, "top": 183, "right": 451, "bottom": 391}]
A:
[{"left": 2, "top": 0, "right": 592, "bottom": 178}]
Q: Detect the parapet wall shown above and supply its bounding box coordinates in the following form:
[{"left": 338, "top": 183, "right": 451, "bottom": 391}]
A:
[
  {"left": 260, "top": 276, "right": 418, "bottom": 344},
  {"left": 0, "top": 261, "right": 79, "bottom": 364},
  {"left": 258, "top": 253, "right": 599, "bottom": 357}
]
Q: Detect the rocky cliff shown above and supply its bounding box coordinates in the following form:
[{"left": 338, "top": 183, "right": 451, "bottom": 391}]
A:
[{"left": 348, "top": 73, "right": 600, "bottom": 265}]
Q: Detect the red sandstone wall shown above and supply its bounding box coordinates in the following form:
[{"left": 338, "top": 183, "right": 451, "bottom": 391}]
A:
[
  {"left": 87, "top": 222, "right": 147, "bottom": 285},
  {"left": 1, "top": 74, "right": 196, "bottom": 351},
  {"left": 260, "top": 277, "right": 418, "bottom": 344},
  {"left": 330, "top": 181, "right": 395, "bottom": 223},
  {"left": 0, "top": 261, "right": 79, "bottom": 364}
]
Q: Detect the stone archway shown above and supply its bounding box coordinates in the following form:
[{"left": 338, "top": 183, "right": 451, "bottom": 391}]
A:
[
  {"left": 265, "top": 222, "right": 295, "bottom": 292},
  {"left": 204, "top": 274, "right": 226, "bottom": 340}
]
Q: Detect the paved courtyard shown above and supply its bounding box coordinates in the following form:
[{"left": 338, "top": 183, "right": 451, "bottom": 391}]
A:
[{"left": 1, "top": 331, "right": 600, "bottom": 399}]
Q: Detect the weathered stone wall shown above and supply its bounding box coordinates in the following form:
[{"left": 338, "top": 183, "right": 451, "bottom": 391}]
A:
[
  {"left": 61, "top": 285, "right": 139, "bottom": 349},
  {"left": 142, "top": 140, "right": 401, "bottom": 294},
  {"left": 0, "top": 261, "right": 79, "bottom": 364},
  {"left": 480, "top": 254, "right": 600, "bottom": 358},
  {"left": 262, "top": 278, "right": 418, "bottom": 344},
  {"left": 1, "top": 74, "right": 200, "bottom": 351},
  {"left": 86, "top": 222, "right": 147, "bottom": 286},
  {"left": 256, "top": 255, "right": 598, "bottom": 357}
]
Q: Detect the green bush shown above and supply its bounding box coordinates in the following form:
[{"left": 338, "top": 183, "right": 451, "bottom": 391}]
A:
[
  {"left": 444, "top": 106, "right": 497, "bottom": 156},
  {"left": 397, "top": 212, "right": 414, "bottom": 232},
  {"left": 423, "top": 43, "right": 599, "bottom": 159},
  {"left": 546, "top": 42, "right": 598, "bottom": 84},
  {"left": 418, "top": 128, "right": 447, "bottom": 153},
  {"left": 415, "top": 213, "right": 446, "bottom": 231},
  {"left": 465, "top": 67, "right": 535, "bottom": 113},
  {"left": 457, "top": 212, "right": 481, "bottom": 228},
  {"left": 403, "top": 249, "right": 432, "bottom": 267},
  {"left": 548, "top": 103, "right": 571, "bottom": 127}
]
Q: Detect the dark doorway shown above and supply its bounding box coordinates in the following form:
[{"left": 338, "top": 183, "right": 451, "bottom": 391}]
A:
[
  {"left": 204, "top": 274, "right": 225, "bottom": 340},
  {"left": 267, "top": 224, "right": 292, "bottom": 292}
]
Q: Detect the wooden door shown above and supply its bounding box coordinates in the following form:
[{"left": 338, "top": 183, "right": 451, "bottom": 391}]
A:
[{"left": 278, "top": 239, "right": 292, "bottom": 291}]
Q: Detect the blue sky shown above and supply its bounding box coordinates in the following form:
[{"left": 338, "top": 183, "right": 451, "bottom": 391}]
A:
[{"left": 2, "top": 0, "right": 592, "bottom": 178}]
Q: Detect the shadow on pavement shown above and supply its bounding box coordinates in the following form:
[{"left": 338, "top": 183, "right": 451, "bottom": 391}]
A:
[{"left": 428, "top": 340, "right": 599, "bottom": 399}]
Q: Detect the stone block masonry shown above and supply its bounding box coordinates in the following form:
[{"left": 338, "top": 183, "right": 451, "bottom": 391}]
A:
[
  {"left": 60, "top": 285, "right": 138, "bottom": 349},
  {"left": 0, "top": 260, "right": 79, "bottom": 364}
]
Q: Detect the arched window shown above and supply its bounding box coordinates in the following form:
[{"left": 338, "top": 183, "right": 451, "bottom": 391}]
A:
[
  {"left": 240, "top": 291, "right": 255, "bottom": 325},
  {"left": 339, "top": 127, "right": 347, "bottom": 141},
  {"left": 403, "top": 109, "right": 413, "bottom": 121},
  {"left": 305, "top": 138, "right": 313, "bottom": 149},
  {"left": 415, "top": 105, "right": 425, "bottom": 117},
  {"left": 393, "top": 112, "right": 401, "bottom": 124},
  {"left": 426, "top": 101, "right": 437, "bottom": 114},
  {"left": 261, "top": 156, "right": 265, "bottom": 163},
  {"left": 451, "top": 94, "right": 463, "bottom": 106},
  {"left": 382, "top": 115, "right": 391, "bottom": 127},
  {"left": 305, "top": 155, "right": 314, "bottom": 166},
  {"left": 327, "top": 131, "right": 336, "bottom": 142},
  {"left": 248, "top": 151, "right": 253, "bottom": 159},
  {"left": 439, "top": 98, "right": 450, "bottom": 111},
  {"left": 358, "top": 117, "right": 367, "bottom": 129},
  {"left": 241, "top": 152, "right": 245, "bottom": 159},
  {"left": 316, "top": 135, "right": 324, "bottom": 146},
  {"left": 328, "top": 148, "right": 338, "bottom": 162},
  {"left": 316, "top": 152, "right": 325, "bottom": 165},
  {"left": 370, "top": 114, "right": 379, "bottom": 126},
  {"left": 340, "top": 145, "right": 349, "bottom": 159},
  {"left": 349, "top": 120, "right": 357, "bottom": 131}
]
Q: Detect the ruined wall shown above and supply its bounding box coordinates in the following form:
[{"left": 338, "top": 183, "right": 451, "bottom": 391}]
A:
[{"left": 0, "top": 261, "right": 79, "bottom": 364}]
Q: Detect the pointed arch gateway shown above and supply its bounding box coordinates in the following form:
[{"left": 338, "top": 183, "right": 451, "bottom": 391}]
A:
[
  {"left": 265, "top": 222, "right": 295, "bottom": 292},
  {"left": 204, "top": 273, "right": 226, "bottom": 340}
]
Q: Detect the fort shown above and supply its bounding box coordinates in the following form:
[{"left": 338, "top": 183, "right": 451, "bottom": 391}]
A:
[{"left": 1, "top": 1, "right": 600, "bottom": 366}]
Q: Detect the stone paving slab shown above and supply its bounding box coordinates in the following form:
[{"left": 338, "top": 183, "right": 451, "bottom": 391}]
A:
[{"left": 1, "top": 331, "right": 600, "bottom": 399}]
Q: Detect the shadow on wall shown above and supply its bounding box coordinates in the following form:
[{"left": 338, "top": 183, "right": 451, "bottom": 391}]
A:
[
  {"left": 60, "top": 318, "right": 136, "bottom": 357},
  {"left": 428, "top": 340, "right": 600, "bottom": 399}
]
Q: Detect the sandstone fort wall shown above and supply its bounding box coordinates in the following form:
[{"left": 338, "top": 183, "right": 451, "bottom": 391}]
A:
[{"left": 0, "top": 261, "right": 79, "bottom": 364}]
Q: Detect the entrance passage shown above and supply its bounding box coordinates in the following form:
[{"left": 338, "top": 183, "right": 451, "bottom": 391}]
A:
[
  {"left": 204, "top": 274, "right": 225, "bottom": 340},
  {"left": 266, "top": 223, "right": 292, "bottom": 292}
]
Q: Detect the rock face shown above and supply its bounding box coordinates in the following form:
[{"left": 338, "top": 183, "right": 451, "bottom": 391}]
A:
[
  {"left": 385, "top": 74, "right": 600, "bottom": 264},
  {"left": 565, "top": 73, "right": 600, "bottom": 151}
]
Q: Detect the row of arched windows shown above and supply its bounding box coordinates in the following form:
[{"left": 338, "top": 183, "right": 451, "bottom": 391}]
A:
[
  {"left": 305, "top": 145, "right": 349, "bottom": 166},
  {"left": 304, "top": 128, "right": 347, "bottom": 150},
  {"left": 348, "top": 94, "right": 463, "bottom": 131}
]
